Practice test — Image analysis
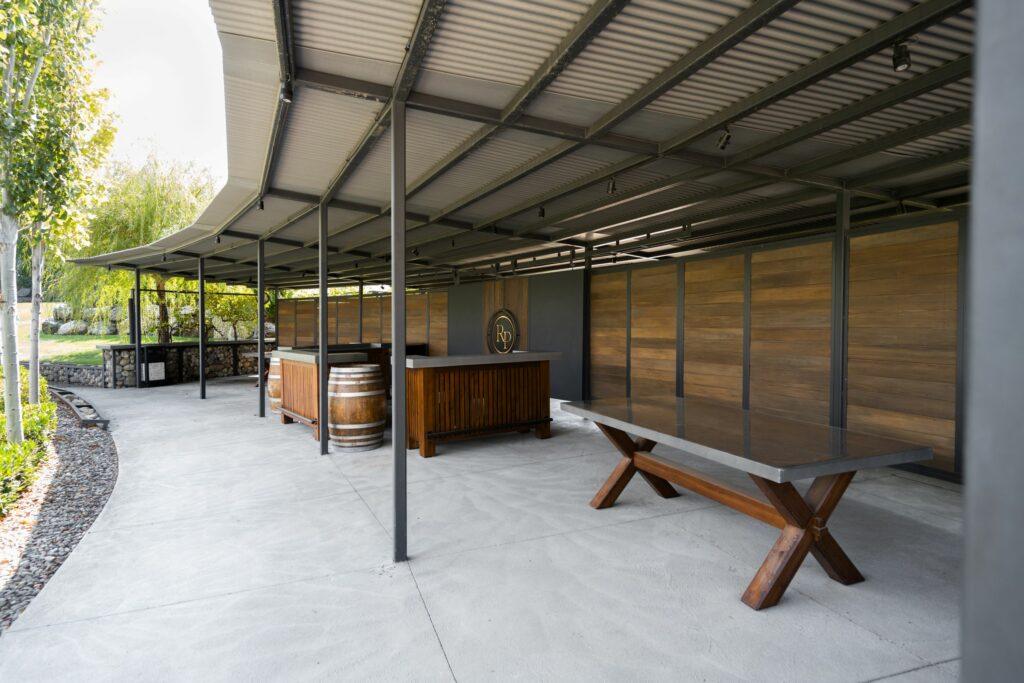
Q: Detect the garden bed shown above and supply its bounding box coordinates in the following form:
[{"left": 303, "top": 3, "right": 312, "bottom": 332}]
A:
[{"left": 0, "top": 400, "right": 117, "bottom": 631}]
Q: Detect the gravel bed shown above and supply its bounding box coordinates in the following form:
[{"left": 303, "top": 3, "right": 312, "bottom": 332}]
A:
[{"left": 0, "top": 399, "right": 118, "bottom": 632}]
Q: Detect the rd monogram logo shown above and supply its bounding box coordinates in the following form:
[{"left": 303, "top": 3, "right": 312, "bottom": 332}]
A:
[{"left": 487, "top": 308, "right": 519, "bottom": 354}]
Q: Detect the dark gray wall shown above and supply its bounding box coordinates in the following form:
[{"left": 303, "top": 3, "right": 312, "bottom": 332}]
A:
[
  {"left": 447, "top": 282, "right": 484, "bottom": 355},
  {"left": 528, "top": 270, "right": 584, "bottom": 400},
  {"left": 964, "top": 1, "right": 1024, "bottom": 678},
  {"left": 446, "top": 272, "right": 585, "bottom": 400}
]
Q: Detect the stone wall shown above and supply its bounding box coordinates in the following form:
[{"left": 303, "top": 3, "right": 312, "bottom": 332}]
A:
[{"left": 37, "top": 362, "right": 107, "bottom": 387}]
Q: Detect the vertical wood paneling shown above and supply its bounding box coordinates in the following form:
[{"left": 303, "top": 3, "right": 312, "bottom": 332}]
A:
[
  {"left": 362, "top": 295, "right": 382, "bottom": 343},
  {"left": 326, "top": 298, "right": 339, "bottom": 344},
  {"left": 278, "top": 299, "right": 296, "bottom": 347},
  {"left": 381, "top": 295, "right": 392, "bottom": 343},
  {"left": 338, "top": 299, "right": 359, "bottom": 343},
  {"left": 590, "top": 271, "right": 628, "bottom": 398},
  {"left": 683, "top": 255, "right": 745, "bottom": 405},
  {"left": 749, "top": 242, "right": 832, "bottom": 424},
  {"left": 406, "top": 293, "right": 428, "bottom": 344},
  {"left": 428, "top": 291, "right": 448, "bottom": 356},
  {"left": 296, "top": 299, "right": 316, "bottom": 347},
  {"left": 482, "top": 278, "right": 529, "bottom": 350},
  {"left": 630, "top": 264, "right": 677, "bottom": 397},
  {"left": 847, "top": 222, "right": 959, "bottom": 472}
]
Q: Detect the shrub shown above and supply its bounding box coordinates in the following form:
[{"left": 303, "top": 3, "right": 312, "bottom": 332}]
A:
[
  {"left": 0, "top": 365, "right": 48, "bottom": 411},
  {"left": 0, "top": 366, "right": 57, "bottom": 517}
]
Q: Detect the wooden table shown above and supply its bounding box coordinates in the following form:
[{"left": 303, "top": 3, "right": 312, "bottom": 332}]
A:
[
  {"left": 406, "top": 352, "right": 560, "bottom": 457},
  {"left": 560, "top": 396, "right": 931, "bottom": 610}
]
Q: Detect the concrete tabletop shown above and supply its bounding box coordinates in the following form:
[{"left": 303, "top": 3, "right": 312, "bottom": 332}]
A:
[
  {"left": 405, "top": 351, "right": 561, "bottom": 368},
  {"left": 561, "top": 396, "right": 932, "bottom": 483},
  {"left": 271, "top": 349, "right": 368, "bottom": 365}
]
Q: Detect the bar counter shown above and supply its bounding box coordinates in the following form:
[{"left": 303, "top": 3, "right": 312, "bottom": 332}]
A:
[
  {"left": 272, "top": 349, "right": 368, "bottom": 435},
  {"left": 405, "top": 352, "right": 561, "bottom": 456}
]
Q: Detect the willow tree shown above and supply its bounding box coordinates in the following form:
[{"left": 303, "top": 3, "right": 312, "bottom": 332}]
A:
[
  {"left": 56, "top": 158, "right": 214, "bottom": 340},
  {"left": 1, "top": 0, "right": 108, "bottom": 440}
]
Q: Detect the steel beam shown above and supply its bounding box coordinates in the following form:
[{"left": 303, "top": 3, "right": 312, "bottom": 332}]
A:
[
  {"left": 392, "top": 100, "right": 408, "bottom": 563},
  {"left": 257, "top": 239, "right": 266, "bottom": 417},
  {"left": 318, "top": 202, "right": 329, "bottom": 454},
  {"left": 133, "top": 267, "right": 142, "bottom": 388},
  {"left": 198, "top": 256, "right": 206, "bottom": 399},
  {"left": 830, "top": 191, "right": 850, "bottom": 427}
]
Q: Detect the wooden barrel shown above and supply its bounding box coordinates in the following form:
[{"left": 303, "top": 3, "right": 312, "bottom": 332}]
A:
[
  {"left": 328, "top": 364, "right": 385, "bottom": 451},
  {"left": 267, "top": 357, "right": 282, "bottom": 413}
]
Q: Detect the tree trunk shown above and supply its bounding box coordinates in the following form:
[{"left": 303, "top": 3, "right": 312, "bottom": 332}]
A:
[
  {"left": 29, "top": 241, "right": 43, "bottom": 403},
  {"left": 0, "top": 213, "right": 24, "bottom": 443},
  {"left": 155, "top": 278, "right": 170, "bottom": 343}
]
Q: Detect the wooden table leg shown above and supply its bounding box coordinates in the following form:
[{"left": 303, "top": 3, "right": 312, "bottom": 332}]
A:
[
  {"left": 742, "top": 472, "right": 863, "bottom": 610},
  {"left": 590, "top": 423, "right": 679, "bottom": 509}
]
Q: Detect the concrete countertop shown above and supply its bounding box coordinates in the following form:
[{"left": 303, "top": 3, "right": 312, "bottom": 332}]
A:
[
  {"left": 405, "top": 351, "right": 561, "bottom": 368},
  {"left": 272, "top": 349, "right": 368, "bottom": 365}
]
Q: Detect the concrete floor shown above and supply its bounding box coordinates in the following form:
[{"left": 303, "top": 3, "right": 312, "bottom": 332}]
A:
[{"left": 0, "top": 378, "right": 962, "bottom": 681}]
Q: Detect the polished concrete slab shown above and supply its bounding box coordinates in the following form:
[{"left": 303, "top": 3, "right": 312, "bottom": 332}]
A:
[{"left": 0, "top": 378, "right": 962, "bottom": 681}]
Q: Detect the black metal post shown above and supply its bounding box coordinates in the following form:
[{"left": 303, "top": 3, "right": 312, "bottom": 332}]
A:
[
  {"left": 134, "top": 267, "right": 142, "bottom": 388},
  {"left": 582, "top": 245, "right": 592, "bottom": 400},
  {"left": 357, "top": 279, "right": 364, "bottom": 342},
  {"left": 198, "top": 257, "right": 206, "bottom": 399},
  {"left": 257, "top": 239, "right": 266, "bottom": 417},
  {"left": 829, "top": 190, "right": 851, "bottom": 427},
  {"left": 318, "top": 203, "right": 329, "bottom": 454},
  {"left": 392, "top": 101, "right": 408, "bottom": 563}
]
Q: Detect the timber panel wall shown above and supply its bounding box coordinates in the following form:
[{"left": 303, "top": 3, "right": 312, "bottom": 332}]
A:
[
  {"left": 338, "top": 300, "right": 359, "bottom": 343},
  {"left": 381, "top": 295, "right": 392, "bottom": 343},
  {"left": 407, "top": 294, "right": 428, "bottom": 345},
  {"left": 278, "top": 299, "right": 296, "bottom": 346},
  {"left": 482, "top": 278, "right": 529, "bottom": 350},
  {"left": 428, "top": 291, "right": 448, "bottom": 356},
  {"left": 683, "top": 255, "right": 745, "bottom": 406},
  {"left": 362, "top": 296, "right": 382, "bottom": 343},
  {"left": 590, "top": 271, "right": 628, "bottom": 398},
  {"left": 295, "top": 300, "right": 316, "bottom": 347},
  {"left": 749, "top": 242, "right": 832, "bottom": 424},
  {"left": 847, "top": 222, "right": 959, "bottom": 472},
  {"left": 630, "top": 264, "right": 677, "bottom": 397}
]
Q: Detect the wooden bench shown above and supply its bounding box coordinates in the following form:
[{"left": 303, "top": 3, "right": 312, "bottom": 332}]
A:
[{"left": 561, "top": 396, "right": 931, "bottom": 610}]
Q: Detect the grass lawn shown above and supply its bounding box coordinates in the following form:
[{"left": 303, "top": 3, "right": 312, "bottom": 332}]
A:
[{"left": 11, "top": 303, "right": 196, "bottom": 365}]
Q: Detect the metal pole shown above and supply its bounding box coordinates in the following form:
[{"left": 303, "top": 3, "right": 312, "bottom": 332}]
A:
[
  {"left": 357, "top": 279, "right": 364, "bottom": 343},
  {"left": 318, "top": 202, "right": 330, "bottom": 454},
  {"left": 257, "top": 239, "right": 266, "bottom": 417},
  {"left": 134, "top": 267, "right": 142, "bottom": 388},
  {"left": 582, "top": 246, "right": 592, "bottom": 400},
  {"left": 392, "top": 101, "right": 408, "bottom": 562},
  {"left": 198, "top": 257, "right": 206, "bottom": 399},
  {"left": 829, "top": 190, "right": 851, "bottom": 427}
]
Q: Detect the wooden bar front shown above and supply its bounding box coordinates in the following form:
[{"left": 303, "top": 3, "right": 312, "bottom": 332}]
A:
[{"left": 406, "top": 356, "right": 555, "bottom": 457}]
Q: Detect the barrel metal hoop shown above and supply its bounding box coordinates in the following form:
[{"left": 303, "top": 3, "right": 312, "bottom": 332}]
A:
[
  {"left": 328, "top": 420, "right": 386, "bottom": 429},
  {"left": 328, "top": 390, "right": 385, "bottom": 398}
]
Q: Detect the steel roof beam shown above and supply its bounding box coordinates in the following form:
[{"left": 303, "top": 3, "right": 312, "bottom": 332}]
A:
[{"left": 660, "top": 0, "right": 973, "bottom": 155}]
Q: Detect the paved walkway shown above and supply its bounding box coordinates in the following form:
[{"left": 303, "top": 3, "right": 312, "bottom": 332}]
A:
[{"left": 0, "top": 379, "right": 962, "bottom": 681}]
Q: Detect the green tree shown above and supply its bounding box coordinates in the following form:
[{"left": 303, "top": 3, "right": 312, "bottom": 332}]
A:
[
  {"left": 1, "top": 0, "right": 109, "bottom": 441},
  {"left": 56, "top": 157, "right": 215, "bottom": 340}
]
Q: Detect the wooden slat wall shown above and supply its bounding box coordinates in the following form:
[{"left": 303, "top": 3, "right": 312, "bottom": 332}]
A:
[
  {"left": 338, "top": 299, "right": 359, "bottom": 343},
  {"left": 590, "top": 271, "right": 628, "bottom": 398},
  {"left": 296, "top": 300, "right": 316, "bottom": 347},
  {"left": 630, "top": 264, "right": 677, "bottom": 397},
  {"left": 362, "top": 296, "right": 382, "bottom": 343},
  {"left": 428, "top": 291, "right": 448, "bottom": 356},
  {"left": 381, "top": 295, "right": 392, "bottom": 343},
  {"left": 749, "top": 242, "right": 832, "bottom": 424},
  {"left": 847, "top": 222, "right": 959, "bottom": 472},
  {"left": 278, "top": 299, "right": 296, "bottom": 347},
  {"left": 482, "top": 278, "right": 528, "bottom": 350},
  {"left": 406, "top": 293, "right": 428, "bottom": 344},
  {"left": 683, "top": 255, "right": 745, "bottom": 405},
  {"left": 326, "top": 299, "right": 339, "bottom": 344}
]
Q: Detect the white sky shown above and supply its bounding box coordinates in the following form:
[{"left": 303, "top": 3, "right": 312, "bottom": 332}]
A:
[{"left": 92, "top": 0, "right": 228, "bottom": 186}]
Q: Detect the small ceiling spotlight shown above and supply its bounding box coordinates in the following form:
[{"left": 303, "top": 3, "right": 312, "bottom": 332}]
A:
[
  {"left": 717, "top": 126, "right": 732, "bottom": 151},
  {"left": 162, "top": 253, "right": 167, "bottom": 262},
  {"left": 281, "top": 82, "right": 293, "bottom": 104},
  {"left": 215, "top": 235, "right": 221, "bottom": 244},
  {"left": 892, "top": 41, "right": 912, "bottom": 72},
  {"left": 450, "top": 238, "right": 455, "bottom": 248},
  {"left": 538, "top": 205, "right": 545, "bottom": 218},
  {"left": 258, "top": 198, "right": 265, "bottom": 211},
  {"left": 412, "top": 248, "right": 419, "bottom": 256},
  {"left": 607, "top": 177, "right": 617, "bottom": 195}
]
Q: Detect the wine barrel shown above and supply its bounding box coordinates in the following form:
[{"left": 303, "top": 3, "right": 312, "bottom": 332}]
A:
[
  {"left": 267, "top": 357, "right": 282, "bottom": 413},
  {"left": 328, "top": 364, "right": 385, "bottom": 451}
]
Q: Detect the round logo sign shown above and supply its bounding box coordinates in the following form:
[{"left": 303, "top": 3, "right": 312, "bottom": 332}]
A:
[{"left": 487, "top": 308, "right": 519, "bottom": 354}]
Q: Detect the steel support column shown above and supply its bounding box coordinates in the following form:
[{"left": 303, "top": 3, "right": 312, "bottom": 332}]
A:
[
  {"left": 198, "top": 257, "right": 207, "bottom": 398},
  {"left": 392, "top": 101, "right": 408, "bottom": 563},
  {"left": 318, "top": 202, "right": 329, "bottom": 453},
  {"left": 257, "top": 239, "right": 266, "bottom": 417},
  {"left": 133, "top": 267, "right": 142, "bottom": 388},
  {"left": 582, "top": 245, "right": 592, "bottom": 400},
  {"left": 830, "top": 191, "right": 851, "bottom": 427}
]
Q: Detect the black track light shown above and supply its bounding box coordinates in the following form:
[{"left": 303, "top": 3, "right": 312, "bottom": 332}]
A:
[
  {"left": 258, "top": 198, "right": 265, "bottom": 210},
  {"left": 215, "top": 235, "right": 221, "bottom": 244},
  {"left": 892, "top": 41, "right": 912, "bottom": 73},
  {"left": 717, "top": 126, "right": 732, "bottom": 151},
  {"left": 607, "top": 177, "right": 616, "bottom": 195},
  {"left": 412, "top": 248, "right": 419, "bottom": 256},
  {"left": 162, "top": 253, "right": 167, "bottom": 262},
  {"left": 281, "top": 82, "right": 293, "bottom": 104},
  {"left": 538, "top": 205, "right": 545, "bottom": 218}
]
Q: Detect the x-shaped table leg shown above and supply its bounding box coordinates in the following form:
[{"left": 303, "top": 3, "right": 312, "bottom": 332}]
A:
[
  {"left": 742, "top": 472, "right": 864, "bottom": 610},
  {"left": 589, "top": 423, "right": 679, "bottom": 509}
]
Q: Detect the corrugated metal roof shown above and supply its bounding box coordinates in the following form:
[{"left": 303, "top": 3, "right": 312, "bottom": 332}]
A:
[{"left": 291, "top": 0, "right": 422, "bottom": 65}]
